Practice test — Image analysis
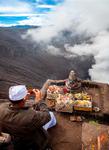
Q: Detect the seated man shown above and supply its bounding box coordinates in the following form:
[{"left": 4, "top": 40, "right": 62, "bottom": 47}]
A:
[
  {"left": 0, "top": 85, "right": 56, "bottom": 150},
  {"left": 41, "top": 70, "right": 82, "bottom": 99},
  {"left": 63, "top": 70, "right": 82, "bottom": 93}
]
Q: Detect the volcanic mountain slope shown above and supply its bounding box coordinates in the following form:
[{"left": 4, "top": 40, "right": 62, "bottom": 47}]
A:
[{"left": 0, "top": 27, "right": 94, "bottom": 98}]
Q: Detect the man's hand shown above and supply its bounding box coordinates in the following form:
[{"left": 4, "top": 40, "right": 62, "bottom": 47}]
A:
[{"left": 32, "top": 89, "right": 41, "bottom": 103}]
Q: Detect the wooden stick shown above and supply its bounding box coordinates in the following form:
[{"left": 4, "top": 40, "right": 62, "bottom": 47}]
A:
[{"left": 97, "top": 136, "right": 101, "bottom": 150}]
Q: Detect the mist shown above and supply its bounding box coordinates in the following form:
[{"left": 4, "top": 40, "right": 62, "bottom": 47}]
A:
[{"left": 23, "top": 0, "right": 109, "bottom": 83}]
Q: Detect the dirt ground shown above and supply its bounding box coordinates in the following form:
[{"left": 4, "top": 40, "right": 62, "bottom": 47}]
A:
[
  {"left": 48, "top": 112, "right": 109, "bottom": 150},
  {"left": 82, "top": 121, "right": 109, "bottom": 150},
  {"left": 49, "top": 112, "right": 82, "bottom": 150}
]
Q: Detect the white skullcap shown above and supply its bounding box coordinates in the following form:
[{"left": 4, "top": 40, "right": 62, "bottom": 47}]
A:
[{"left": 9, "top": 85, "right": 28, "bottom": 101}]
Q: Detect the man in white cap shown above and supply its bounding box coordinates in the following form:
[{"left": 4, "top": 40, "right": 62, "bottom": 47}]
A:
[{"left": 0, "top": 85, "right": 56, "bottom": 150}]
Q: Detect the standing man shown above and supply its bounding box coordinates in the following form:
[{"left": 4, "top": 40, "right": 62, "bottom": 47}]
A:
[{"left": 0, "top": 85, "right": 56, "bottom": 150}]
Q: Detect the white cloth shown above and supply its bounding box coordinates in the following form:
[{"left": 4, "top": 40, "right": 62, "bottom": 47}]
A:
[
  {"left": 9, "top": 85, "right": 28, "bottom": 101},
  {"left": 43, "top": 112, "right": 56, "bottom": 130}
]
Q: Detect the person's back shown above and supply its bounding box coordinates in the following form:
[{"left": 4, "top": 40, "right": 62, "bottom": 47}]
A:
[{"left": 0, "top": 85, "right": 51, "bottom": 150}]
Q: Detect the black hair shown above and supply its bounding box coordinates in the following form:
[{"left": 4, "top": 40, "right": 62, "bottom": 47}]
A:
[{"left": 9, "top": 99, "right": 24, "bottom": 104}]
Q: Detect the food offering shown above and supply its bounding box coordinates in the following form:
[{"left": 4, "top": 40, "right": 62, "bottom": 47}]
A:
[
  {"left": 73, "top": 100, "right": 92, "bottom": 111},
  {"left": 74, "top": 92, "right": 91, "bottom": 100},
  {"left": 47, "top": 85, "right": 63, "bottom": 99},
  {"left": 73, "top": 92, "right": 92, "bottom": 111},
  {"left": 46, "top": 85, "right": 92, "bottom": 112},
  {"left": 55, "top": 93, "right": 74, "bottom": 113},
  {"left": 46, "top": 85, "right": 63, "bottom": 109}
]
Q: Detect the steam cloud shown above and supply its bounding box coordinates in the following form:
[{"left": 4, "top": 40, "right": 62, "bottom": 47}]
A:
[{"left": 23, "top": 0, "right": 109, "bottom": 83}]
